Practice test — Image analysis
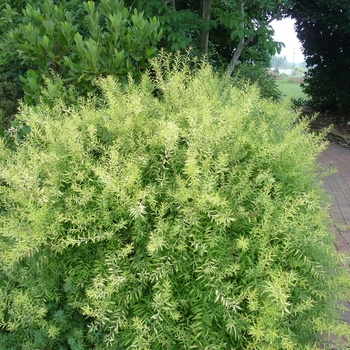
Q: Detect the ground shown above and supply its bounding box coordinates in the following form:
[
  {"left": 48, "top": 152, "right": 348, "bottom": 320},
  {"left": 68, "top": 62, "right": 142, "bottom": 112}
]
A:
[
  {"left": 311, "top": 111, "right": 350, "bottom": 137},
  {"left": 275, "top": 75, "right": 350, "bottom": 137}
]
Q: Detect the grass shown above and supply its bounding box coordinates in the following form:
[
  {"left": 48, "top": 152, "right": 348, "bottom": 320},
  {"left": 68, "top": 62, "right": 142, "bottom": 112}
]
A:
[{"left": 276, "top": 76, "right": 308, "bottom": 100}]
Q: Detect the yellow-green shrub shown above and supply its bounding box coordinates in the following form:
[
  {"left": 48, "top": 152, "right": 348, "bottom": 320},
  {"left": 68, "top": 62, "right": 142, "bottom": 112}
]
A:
[{"left": 0, "top": 55, "right": 349, "bottom": 349}]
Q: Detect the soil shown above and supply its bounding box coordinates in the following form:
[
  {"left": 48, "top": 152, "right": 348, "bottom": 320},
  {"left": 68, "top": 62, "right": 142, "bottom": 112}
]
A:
[{"left": 312, "top": 112, "right": 350, "bottom": 137}]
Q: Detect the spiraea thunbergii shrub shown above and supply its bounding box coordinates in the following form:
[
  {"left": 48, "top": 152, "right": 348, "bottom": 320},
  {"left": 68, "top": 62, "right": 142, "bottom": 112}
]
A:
[{"left": 0, "top": 54, "right": 349, "bottom": 349}]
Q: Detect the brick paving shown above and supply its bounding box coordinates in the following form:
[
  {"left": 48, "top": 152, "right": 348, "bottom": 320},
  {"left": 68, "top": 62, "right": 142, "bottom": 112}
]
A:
[
  {"left": 318, "top": 142, "right": 350, "bottom": 254},
  {"left": 318, "top": 142, "right": 350, "bottom": 348}
]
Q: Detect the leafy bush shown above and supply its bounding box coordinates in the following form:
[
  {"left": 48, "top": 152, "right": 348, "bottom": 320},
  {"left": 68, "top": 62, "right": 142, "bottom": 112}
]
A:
[
  {"left": 0, "top": 1, "right": 31, "bottom": 125},
  {"left": 0, "top": 81, "right": 23, "bottom": 130},
  {"left": 293, "top": 66, "right": 307, "bottom": 76},
  {"left": 233, "top": 63, "right": 282, "bottom": 101},
  {"left": 291, "top": 97, "right": 309, "bottom": 110},
  {"left": 124, "top": 0, "right": 200, "bottom": 53},
  {"left": 291, "top": 0, "right": 350, "bottom": 113},
  {"left": 280, "top": 73, "right": 288, "bottom": 78},
  {"left": 301, "top": 70, "right": 345, "bottom": 112},
  {"left": 5, "top": 0, "right": 162, "bottom": 104},
  {"left": 0, "top": 54, "right": 349, "bottom": 349},
  {"left": 0, "top": 1, "right": 29, "bottom": 80}
]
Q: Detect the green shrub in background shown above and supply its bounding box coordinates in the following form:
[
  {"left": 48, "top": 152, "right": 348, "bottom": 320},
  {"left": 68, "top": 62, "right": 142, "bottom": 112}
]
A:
[
  {"left": 280, "top": 73, "right": 288, "bottom": 78},
  {"left": 0, "top": 54, "right": 349, "bottom": 349},
  {"left": 232, "top": 63, "right": 282, "bottom": 101},
  {"left": 291, "top": 97, "right": 310, "bottom": 110},
  {"left": 0, "top": 0, "right": 282, "bottom": 127},
  {"left": 5, "top": 0, "right": 162, "bottom": 104},
  {"left": 0, "top": 1, "right": 27, "bottom": 129},
  {"left": 0, "top": 81, "right": 23, "bottom": 131},
  {"left": 0, "top": 1, "right": 28, "bottom": 82}
]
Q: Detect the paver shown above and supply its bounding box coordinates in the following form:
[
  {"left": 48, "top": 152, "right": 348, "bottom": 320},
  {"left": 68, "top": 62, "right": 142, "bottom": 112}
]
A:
[
  {"left": 319, "top": 143, "right": 350, "bottom": 248},
  {"left": 318, "top": 142, "right": 350, "bottom": 348}
]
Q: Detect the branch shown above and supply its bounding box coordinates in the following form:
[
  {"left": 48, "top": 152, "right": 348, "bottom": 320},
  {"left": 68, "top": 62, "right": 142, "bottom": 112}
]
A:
[
  {"left": 226, "top": 1, "right": 293, "bottom": 77},
  {"left": 163, "top": 0, "right": 176, "bottom": 11}
]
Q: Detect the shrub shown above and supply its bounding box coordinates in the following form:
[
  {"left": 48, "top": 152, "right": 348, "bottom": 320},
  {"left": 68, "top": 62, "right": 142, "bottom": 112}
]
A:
[
  {"left": 0, "top": 54, "right": 349, "bottom": 349},
  {"left": 232, "top": 63, "right": 282, "bottom": 101},
  {"left": 0, "top": 81, "right": 23, "bottom": 130},
  {"left": 0, "top": 1, "right": 31, "bottom": 125},
  {"left": 5, "top": 0, "right": 162, "bottom": 104},
  {"left": 293, "top": 66, "right": 307, "bottom": 76},
  {"left": 291, "top": 97, "right": 310, "bottom": 110}
]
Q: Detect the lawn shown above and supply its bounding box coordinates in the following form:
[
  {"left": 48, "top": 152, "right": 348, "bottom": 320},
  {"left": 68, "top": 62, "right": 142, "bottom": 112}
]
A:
[{"left": 276, "top": 76, "right": 308, "bottom": 100}]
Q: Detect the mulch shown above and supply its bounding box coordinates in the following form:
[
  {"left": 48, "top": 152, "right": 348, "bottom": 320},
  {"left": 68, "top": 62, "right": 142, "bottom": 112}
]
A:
[{"left": 313, "top": 113, "right": 350, "bottom": 137}]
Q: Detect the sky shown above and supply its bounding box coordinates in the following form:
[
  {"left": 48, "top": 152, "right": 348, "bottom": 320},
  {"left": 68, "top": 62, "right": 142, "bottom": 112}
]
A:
[{"left": 271, "top": 18, "right": 305, "bottom": 63}]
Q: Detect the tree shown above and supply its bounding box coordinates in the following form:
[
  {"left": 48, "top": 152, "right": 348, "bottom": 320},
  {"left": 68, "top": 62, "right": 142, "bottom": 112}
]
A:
[
  {"left": 222, "top": 0, "right": 293, "bottom": 76},
  {"left": 199, "top": 0, "right": 212, "bottom": 55},
  {"left": 290, "top": 0, "right": 350, "bottom": 112},
  {"left": 293, "top": 65, "right": 307, "bottom": 76},
  {"left": 270, "top": 55, "right": 289, "bottom": 69},
  {"left": 0, "top": 0, "right": 288, "bottom": 124},
  {"left": 124, "top": 0, "right": 291, "bottom": 72}
]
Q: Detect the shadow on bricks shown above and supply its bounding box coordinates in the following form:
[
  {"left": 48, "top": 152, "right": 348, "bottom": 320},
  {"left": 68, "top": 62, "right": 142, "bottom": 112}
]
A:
[{"left": 318, "top": 142, "right": 350, "bottom": 348}]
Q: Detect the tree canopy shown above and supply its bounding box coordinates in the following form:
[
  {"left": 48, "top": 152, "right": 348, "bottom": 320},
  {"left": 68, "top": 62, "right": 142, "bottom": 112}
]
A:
[
  {"left": 0, "top": 0, "right": 288, "bottom": 119},
  {"left": 290, "top": 0, "right": 350, "bottom": 112},
  {"left": 2, "top": 0, "right": 291, "bottom": 76},
  {"left": 1, "top": 0, "right": 350, "bottom": 115},
  {"left": 123, "top": 0, "right": 290, "bottom": 72}
]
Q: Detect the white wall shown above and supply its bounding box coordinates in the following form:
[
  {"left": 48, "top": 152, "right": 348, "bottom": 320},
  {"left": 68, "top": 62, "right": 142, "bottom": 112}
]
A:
[{"left": 278, "top": 69, "right": 293, "bottom": 76}]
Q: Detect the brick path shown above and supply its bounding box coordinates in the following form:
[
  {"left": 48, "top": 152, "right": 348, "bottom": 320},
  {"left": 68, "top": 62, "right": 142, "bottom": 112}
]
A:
[
  {"left": 318, "top": 142, "right": 350, "bottom": 348},
  {"left": 318, "top": 142, "right": 350, "bottom": 253}
]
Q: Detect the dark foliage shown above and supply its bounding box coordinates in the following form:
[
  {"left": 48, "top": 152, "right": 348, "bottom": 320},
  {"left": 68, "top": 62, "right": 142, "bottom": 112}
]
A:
[
  {"left": 0, "top": 82, "right": 23, "bottom": 131},
  {"left": 232, "top": 63, "right": 282, "bottom": 101},
  {"left": 291, "top": 0, "right": 350, "bottom": 113}
]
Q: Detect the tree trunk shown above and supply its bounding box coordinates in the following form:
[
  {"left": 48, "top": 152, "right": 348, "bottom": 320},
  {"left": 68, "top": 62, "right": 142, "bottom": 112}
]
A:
[
  {"left": 169, "top": 0, "right": 176, "bottom": 11},
  {"left": 163, "top": 0, "right": 176, "bottom": 10},
  {"left": 226, "top": 38, "right": 246, "bottom": 77},
  {"left": 199, "top": 0, "right": 212, "bottom": 56},
  {"left": 226, "top": 1, "right": 292, "bottom": 77},
  {"left": 226, "top": 0, "right": 245, "bottom": 77}
]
